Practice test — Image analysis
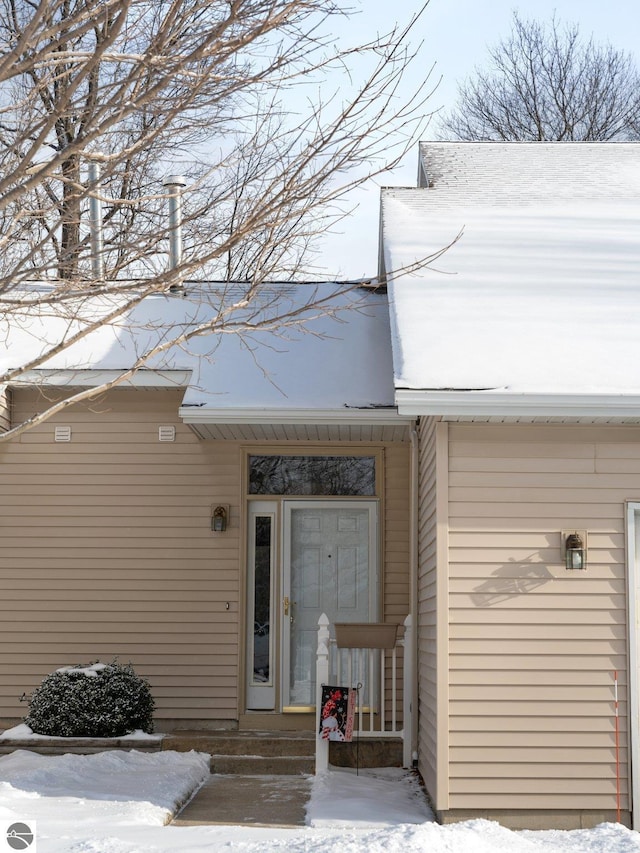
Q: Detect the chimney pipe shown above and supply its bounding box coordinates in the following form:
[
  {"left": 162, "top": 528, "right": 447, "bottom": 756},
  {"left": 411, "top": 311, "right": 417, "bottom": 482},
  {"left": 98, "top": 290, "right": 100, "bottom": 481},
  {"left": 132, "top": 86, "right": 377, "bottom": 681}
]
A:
[
  {"left": 164, "top": 175, "right": 187, "bottom": 273},
  {"left": 87, "top": 160, "right": 104, "bottom": 281}
]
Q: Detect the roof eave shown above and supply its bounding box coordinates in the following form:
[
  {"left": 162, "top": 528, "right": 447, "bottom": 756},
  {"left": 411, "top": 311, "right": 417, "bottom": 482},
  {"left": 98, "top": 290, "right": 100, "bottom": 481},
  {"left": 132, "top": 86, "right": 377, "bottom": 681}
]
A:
[
  {"left": 395, "top": 390, "right": 640, "bottom": 418},
  {"left": 11, "top": 368, "right": 192, "bottom": 389},
  {"left": 179, "top": 406, "right": 410, "bottom": 426}
]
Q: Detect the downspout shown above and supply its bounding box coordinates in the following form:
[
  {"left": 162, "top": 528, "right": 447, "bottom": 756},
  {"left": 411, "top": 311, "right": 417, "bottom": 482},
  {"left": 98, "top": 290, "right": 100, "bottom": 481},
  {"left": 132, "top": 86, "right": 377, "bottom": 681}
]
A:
[{"left": 409, "top": 418, "right": 420, "bottom": 765}]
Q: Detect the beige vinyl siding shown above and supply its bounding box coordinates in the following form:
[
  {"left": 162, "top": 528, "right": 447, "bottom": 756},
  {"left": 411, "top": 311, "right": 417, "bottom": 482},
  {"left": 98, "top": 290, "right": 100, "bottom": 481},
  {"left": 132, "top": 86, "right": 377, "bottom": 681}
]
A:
[
  {"left": 1, "top": 387, "right": 241, "bottom": 725},
  {"left": 417, "top": 417, "right": 448, "bottom": 805},
  {"left": 381, "top": 444, "right": 411, "bottom": 726},
  {"left": 0, "top": 390, "right": 410, "bottom": 727},
  {"left": 382, "top": 444, "right": 411, "bottom": 623},
  {"left": 447, "top": 423, "right": 632, "bottom": 813}
]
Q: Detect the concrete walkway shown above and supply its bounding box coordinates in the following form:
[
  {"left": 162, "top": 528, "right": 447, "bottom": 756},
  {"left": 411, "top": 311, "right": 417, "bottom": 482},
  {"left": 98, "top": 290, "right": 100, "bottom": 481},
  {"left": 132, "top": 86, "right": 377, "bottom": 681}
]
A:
[{"left": 171, "top": 774, "right": 313, "bottom": 827}]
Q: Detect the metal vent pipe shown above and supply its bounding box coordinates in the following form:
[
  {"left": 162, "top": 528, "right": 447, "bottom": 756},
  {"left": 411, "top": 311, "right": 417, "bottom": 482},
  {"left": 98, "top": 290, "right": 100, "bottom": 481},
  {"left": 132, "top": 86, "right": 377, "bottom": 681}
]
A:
[
  {"left": 164, "top": 175, "right": 187, "bottom": 271},
  {"left": 87, "top": 160, "right": 104, "bottom": 281}
]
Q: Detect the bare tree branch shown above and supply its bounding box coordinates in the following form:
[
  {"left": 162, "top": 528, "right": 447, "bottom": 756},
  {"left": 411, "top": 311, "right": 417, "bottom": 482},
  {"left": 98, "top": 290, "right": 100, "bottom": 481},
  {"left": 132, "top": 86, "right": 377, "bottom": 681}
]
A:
[
  {"left": 0, "top": 0, "right": 445, "bottom": 439},
  {"left": 439, "top": 12, "right": 640, "bottom": 141}
]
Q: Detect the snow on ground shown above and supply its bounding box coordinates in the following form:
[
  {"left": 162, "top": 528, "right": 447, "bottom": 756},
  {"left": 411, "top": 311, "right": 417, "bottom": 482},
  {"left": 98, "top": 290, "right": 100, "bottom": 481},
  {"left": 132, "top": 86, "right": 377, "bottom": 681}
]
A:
[
  {"left": 0, "top": 749, "right": 639, "bottom": 853},
  {"left": 0, "top": 749, "right": 209, "bottom": 830},
  {"left": 1, "top": 723, "right": 161, "bottom": 742}
]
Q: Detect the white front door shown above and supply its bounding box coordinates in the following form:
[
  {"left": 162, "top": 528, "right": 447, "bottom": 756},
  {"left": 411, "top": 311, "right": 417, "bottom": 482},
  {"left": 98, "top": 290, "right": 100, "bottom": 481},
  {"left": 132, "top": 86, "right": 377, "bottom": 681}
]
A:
[{"left": 282, "top": 500, "right": 378, "bottom": 710}]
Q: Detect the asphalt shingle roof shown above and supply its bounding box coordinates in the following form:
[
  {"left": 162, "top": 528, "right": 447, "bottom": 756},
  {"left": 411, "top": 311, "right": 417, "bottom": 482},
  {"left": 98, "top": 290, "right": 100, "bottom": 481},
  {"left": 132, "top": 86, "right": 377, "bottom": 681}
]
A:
[{"left": 415, "top": 141, "right": 640, "bottom": 204}]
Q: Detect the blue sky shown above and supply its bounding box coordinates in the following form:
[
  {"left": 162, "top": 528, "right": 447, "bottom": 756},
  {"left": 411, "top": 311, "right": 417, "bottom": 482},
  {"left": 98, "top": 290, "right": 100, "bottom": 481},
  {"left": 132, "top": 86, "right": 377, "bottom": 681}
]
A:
[
  {"left": 316, "top": 0, "right": 640, "bottom": 277},
  {"left": 378, "top": 0, "right": 639, "bottom": 118}
]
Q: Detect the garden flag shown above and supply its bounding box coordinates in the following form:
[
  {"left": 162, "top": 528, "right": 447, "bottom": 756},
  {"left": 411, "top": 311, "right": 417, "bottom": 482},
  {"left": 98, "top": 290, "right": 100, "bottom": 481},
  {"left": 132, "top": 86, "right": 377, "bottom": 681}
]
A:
[{"left": 319, "top": 685, "right": 356, "bottom": 742}]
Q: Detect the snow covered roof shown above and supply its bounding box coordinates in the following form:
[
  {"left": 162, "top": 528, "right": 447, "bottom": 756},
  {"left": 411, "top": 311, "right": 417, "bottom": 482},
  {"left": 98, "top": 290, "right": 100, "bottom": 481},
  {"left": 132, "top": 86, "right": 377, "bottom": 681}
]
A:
[
  {"left": 381, "top": 142, "right": 640, "bottom": 417},
  {"left": 1, "top": 282, "right": 403, "bottom": 428}
]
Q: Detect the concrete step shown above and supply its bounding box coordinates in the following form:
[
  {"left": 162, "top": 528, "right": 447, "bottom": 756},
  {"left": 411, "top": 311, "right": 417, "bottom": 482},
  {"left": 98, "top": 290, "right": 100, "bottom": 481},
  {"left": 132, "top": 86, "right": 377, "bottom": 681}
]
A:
[
  {"left": 162, "top": 730, "right": 403, "bottom": 773},
  {"left": 210, "top": 754, "right": 314, "bottom": 775},
  {"left": 163, "top": 731, "right": 315, "bottom": 775},
  {"left": 162, "top": 730, "right": 315, "bottom": 759},
  {"left": 329, "top": 737, "right": 403, "bottom": 769}
]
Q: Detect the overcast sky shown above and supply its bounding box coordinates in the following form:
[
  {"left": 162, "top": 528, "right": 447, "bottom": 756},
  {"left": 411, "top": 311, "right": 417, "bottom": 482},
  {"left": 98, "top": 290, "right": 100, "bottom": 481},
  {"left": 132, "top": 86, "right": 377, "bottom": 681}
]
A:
[{"left": 315, "top": 0, "right": 640, "bottom": 278}]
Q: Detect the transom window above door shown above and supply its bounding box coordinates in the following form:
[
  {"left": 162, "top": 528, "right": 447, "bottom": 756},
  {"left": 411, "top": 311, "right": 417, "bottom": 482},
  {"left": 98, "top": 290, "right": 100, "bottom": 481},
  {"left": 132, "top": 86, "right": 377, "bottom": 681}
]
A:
[{"left": 248, "top": 455, "right": 376, "bottom": 496}]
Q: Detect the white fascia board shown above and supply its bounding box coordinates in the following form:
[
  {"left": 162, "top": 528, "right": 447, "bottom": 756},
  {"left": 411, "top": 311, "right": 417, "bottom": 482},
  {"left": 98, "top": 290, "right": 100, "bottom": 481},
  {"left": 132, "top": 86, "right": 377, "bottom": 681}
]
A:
[
  {"left": 12, "top": 369, "right": 192, "bottom": 388},
  {"left": 179, "top": 406, "right": 410, "bottom": 426},
  {"left": 396, "top": 390, "right": 640, "bottom": 418}
]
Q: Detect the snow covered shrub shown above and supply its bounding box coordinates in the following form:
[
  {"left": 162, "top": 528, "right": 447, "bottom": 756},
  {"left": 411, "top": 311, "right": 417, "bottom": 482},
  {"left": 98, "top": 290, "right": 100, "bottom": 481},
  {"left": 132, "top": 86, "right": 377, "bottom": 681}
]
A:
[{"left": 25, "top": 661, "right": 155, "bottom": 737}]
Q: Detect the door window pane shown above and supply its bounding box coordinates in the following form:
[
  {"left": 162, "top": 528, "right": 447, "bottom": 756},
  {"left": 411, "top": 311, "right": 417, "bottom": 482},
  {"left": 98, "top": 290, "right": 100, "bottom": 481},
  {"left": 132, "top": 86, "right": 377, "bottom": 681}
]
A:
[
  {"left": 249, "top": 455, "right": 375, "bottom": 496},
  {"left": 252, "top": 516, "right": 272, "bottom": 685}
]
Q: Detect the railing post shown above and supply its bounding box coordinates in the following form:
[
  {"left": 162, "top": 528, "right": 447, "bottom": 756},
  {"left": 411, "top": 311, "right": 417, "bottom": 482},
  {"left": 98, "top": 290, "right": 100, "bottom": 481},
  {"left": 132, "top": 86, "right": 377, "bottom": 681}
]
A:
[
  {"left": 402, "top": 614, "right": 413, "bottom": 768},
  {"left": 315, "top": 613, "right": 330, "bottom": 773}
]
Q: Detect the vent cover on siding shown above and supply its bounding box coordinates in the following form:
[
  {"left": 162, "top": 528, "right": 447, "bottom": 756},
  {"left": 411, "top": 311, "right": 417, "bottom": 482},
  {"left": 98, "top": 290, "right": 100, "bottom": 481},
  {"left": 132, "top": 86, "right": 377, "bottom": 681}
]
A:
[
  {"left": 54, "top": 426, "right": 72, "bottom": 442},
  {"left": 158, "top": 425, "right": 176, "bottom": 442}
]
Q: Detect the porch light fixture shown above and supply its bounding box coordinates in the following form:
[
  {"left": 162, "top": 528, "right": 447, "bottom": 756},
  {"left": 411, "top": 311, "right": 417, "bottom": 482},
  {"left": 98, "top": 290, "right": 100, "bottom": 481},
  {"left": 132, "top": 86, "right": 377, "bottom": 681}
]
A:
[
  {"left": 211, "top": 505, "right": 228, "bottom": 533},
  {"left": 565, "top": 532, "right": 586, "bottom": 570}
]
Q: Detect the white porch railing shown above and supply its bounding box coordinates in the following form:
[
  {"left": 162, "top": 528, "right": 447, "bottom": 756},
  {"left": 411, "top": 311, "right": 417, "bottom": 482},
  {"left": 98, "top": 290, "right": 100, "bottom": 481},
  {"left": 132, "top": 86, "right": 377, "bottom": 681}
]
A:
[{"left": 315, "top": 613, "right": 413, "bottom": 773}]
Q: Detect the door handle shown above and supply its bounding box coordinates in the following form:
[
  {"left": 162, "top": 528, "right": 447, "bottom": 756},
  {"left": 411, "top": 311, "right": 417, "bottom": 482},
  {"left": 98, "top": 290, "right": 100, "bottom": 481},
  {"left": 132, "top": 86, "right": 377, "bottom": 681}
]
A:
[{"left": 284, "top": 597, "right": 295, "bottom": 622}]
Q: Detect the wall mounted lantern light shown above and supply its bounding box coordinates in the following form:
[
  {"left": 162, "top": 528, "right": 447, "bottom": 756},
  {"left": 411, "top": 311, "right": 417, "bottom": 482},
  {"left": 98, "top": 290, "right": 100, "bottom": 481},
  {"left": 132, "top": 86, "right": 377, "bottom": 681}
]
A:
[
  {"left": 564, "top": 531, "right": 586, "bottom": 570},
  {"left": 211, "top": 505, "right": 229, "bottom": 533}
]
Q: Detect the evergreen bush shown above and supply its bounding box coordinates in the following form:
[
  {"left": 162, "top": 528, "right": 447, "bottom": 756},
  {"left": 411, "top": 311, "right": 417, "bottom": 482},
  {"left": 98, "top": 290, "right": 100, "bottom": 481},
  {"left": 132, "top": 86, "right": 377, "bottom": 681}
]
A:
[{"left": 25, "top": 661, "right": 155, "bottom": 737}]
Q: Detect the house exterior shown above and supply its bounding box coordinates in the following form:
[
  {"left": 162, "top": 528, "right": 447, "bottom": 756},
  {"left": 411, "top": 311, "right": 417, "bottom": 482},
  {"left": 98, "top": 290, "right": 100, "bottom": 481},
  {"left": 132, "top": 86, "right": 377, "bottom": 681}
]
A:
[
  {"left": 3, "top": 140, "right": 640, "bottom": 833},
  {"left": 0, "top": 283, "right": 412, "bottom": 734},
  {"left": 380, "top": 142, "right": 640, "bottom": 830}
]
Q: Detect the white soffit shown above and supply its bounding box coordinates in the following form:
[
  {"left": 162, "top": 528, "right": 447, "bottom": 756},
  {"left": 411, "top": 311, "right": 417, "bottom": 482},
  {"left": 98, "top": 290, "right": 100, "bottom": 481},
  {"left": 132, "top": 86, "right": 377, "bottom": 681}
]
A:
[
  {"left": 180, "top": 405, "right": 412, "bottom": 441},
  {"left": 179, "top": 406, "right": 408, "bottom": 425}
]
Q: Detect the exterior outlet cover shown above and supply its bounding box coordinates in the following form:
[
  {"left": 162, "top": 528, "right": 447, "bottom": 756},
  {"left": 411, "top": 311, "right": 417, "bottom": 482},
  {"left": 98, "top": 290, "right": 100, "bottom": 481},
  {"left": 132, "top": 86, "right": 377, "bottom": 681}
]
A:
[
  {"left": 158, "top": 426, "right": 176, "bottom": 442},
  {"left": 54, "top": 426, "right": 72, "bottom": 442}
]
